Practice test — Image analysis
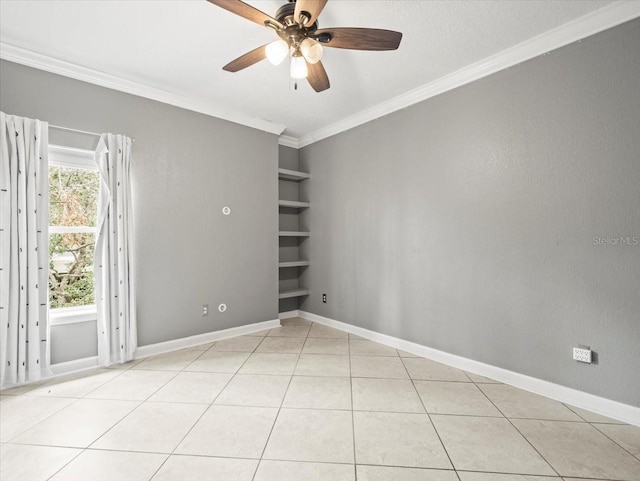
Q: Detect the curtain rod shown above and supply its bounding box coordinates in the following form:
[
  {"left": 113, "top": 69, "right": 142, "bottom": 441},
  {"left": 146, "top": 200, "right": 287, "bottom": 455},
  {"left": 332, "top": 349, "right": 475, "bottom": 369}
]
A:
[{"left": 49, "top": 124, "right": 135, "bottom": 142}]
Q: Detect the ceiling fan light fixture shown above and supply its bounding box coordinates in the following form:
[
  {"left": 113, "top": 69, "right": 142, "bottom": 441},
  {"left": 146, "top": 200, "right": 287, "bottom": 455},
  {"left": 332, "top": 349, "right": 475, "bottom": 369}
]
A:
[
  {"left": 300, "top": 37, "right": 323, "bottom": 64},
  {"left": 290, "top": 53, "right": 308, "bottom": 79},
  {"left": 209, "top": 0, "right": 403, "bottom": 92},
  {"left": 265, "top": 39, "right": 289, "bottom": 65}
]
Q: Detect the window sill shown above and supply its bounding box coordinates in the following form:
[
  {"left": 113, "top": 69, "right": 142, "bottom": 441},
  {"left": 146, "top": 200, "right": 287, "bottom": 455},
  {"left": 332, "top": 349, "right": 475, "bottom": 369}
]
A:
[{"left": 50, "top": 306, "right": 97, "bottom": 326}]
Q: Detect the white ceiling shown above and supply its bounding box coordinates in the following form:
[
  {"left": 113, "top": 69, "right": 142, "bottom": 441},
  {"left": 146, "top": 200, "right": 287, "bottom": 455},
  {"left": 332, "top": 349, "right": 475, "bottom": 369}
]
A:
[{"left": 0, "top": 1, "right": 621, "bottom": 139}]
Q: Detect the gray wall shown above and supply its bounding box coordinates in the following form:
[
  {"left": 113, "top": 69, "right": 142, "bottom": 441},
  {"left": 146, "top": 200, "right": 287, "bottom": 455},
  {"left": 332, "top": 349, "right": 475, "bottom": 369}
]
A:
[
  {"left": 1, "top": 60, "right": 279, "bottom": 363},
  {"left": 299, "top": 19, "right": 640, "bottom": 406}
]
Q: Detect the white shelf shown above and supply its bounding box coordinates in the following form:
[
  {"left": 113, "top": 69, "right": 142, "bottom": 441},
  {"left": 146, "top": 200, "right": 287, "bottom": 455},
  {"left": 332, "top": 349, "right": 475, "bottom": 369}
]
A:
[
  {"left": 278, "top": 288, "right": 310, "bottom": 299},
  {"left": 279, "top": 260, "right": 310, "bottom": 268},
  {"left": 279, "top": 231, "right": 310, "bottom": 237},
  {"left": 278, "top": 168, "right": 310, "bottom": 181},
  {"left": 279, "top": 200, "right": 310, "bottom": 209}
]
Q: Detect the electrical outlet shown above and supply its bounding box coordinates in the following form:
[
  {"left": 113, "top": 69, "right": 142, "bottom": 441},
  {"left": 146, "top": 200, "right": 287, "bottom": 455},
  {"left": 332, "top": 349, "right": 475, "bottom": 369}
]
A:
[
  {"left": 573, "top": 347, "right": 592, "bottom": 363},
  {"left": 202, "top": 304, "right": 209, "bottom": 316},
  {"left": 322, "top": 293, "right": 327, "bottom": 303}
]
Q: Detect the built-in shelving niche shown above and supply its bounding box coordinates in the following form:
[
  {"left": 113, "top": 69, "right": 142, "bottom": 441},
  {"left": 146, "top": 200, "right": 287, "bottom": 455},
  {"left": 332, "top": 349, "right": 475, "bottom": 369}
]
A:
[{"left": 278, "top": 147, "right": 309, "bottom": 313}]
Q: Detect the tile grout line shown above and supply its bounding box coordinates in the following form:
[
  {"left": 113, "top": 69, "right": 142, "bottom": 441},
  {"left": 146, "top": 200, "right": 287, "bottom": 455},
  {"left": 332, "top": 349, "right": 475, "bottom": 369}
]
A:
[
  {"left": 397, "top": 353, "right": 460, "bottom": 479},
  {"left": 474, "top": 382, "right": 563, "bottom": 478},
  {"left": 148, "top": 332, "right": 272, "bottom": 481},
  {"left": 250, "top": 317, "right": 308, "bottom": 481},
  {"left": 455, "top": 467, "right": 609, "bottom": 479},
  {"left": 586, "top": 422, "right": 640, "bottom": 463},
  {"left": 6, "top": 365, "right": 141, "bottom": 481},
  {"left": 50, "top": 349, "right": 207, "bottom": 481},
  {"left": 42, "top": 355, "right": 192, "bottom": 481},
  {"left": 40, "top": 442, "right": 85, "bottom": 481},
  {"left": 305, "top": 317, "right": 640, "bottom": 474},
  {"left": 4, "top": 366, "right": 132, "bottom": 444},
  {"left": 562, "top": 400, "right": 637, "bottom": 458},
  {"left": 460, "top": 369, "right": 473, "bottom": 383},
  {"left": 562, "top": 402, "right": 595, "bottom": 423},
  {"left": 83, "top": 349, "right": 204, "bottom": 440},
  {"left": 8, "top": 438, "right": 630, "bottom": 481},
  {"left": 47, "top": 342, "right": 230, "bottom": 481},
  {"left": 7, "top": 322, "right": 637, "bottom": 480},
  {"left": 8, "top": 370, "right": 112, "bottom": 480},
  {"left": 68, "top": 394, "right": 636, "bottom": 419},
  {"left": 26, "top": 322, "right": 328, "bottom": 481},
  {"left": 349, "top": 331, "right": 358, "bottom": 480}
]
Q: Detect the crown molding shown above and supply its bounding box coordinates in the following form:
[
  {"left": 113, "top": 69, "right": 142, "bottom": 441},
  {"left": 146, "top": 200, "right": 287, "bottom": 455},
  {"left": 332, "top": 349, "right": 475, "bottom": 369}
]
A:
[
  {"left": 296, "top": 1, "right": 640, "bottom": 148},
  {"left": 2, "top": 1, "right": 638, "bottom": 147},
  {"left": 0, "top": 42, "right": 287, "bottom": 136},
  {"left": 278, "top": 135, "right": 300, "bottom": 149}
]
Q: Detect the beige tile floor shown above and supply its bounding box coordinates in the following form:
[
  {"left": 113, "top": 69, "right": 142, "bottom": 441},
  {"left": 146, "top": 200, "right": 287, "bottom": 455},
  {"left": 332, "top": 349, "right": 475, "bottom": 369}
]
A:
[{"left": 1, "top": 317, "right": 639, "bottom": 481}]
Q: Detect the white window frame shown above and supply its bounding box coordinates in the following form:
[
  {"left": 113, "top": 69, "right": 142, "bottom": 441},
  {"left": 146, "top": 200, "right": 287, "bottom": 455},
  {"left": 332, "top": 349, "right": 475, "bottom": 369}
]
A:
[{"left": 48, "top": 144, "right": 99, "bottom": 327}]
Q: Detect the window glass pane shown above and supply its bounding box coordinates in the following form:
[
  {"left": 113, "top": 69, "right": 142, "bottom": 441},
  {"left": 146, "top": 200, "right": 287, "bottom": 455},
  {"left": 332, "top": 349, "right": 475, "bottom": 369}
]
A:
[
  {"left": 49, "top": 232, "right": 95, "bottom": 309},
  {"left": 49, "top": 165, "right": 99, "bottom": 227}
]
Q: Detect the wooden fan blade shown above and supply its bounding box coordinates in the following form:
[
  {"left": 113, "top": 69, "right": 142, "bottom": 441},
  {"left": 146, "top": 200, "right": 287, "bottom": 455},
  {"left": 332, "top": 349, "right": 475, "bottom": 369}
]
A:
[
  {"left": 307, "top": 60, "right": 330, "bottom": 92},
  {"left": 294, "top": 0, "right": 328, "bottom": 26},
  {"left": 223, "top": 45, "right": 267, "bottom": 72},
  {"left": 314, "top": 28, "right": 402, "bottom": 51},
  {"left": 207, "top": 0, "right": 282, "bottom": 29}
]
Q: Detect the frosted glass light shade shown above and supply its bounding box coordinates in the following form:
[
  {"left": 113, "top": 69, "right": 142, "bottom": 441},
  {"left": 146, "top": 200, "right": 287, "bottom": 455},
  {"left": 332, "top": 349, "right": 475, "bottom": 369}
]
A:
[
  {"left": 266, "top": 39, "right": 289, "bottom": 65},
  {"left": 300, "top": 38, "right": 323, "bottom": 64},
  {"left": 290, "top": 55, "right": 308, "bottom": 79}
]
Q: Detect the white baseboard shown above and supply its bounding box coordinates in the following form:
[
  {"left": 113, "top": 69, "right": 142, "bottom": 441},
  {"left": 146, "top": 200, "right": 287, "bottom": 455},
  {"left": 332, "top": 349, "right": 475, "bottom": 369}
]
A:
[
  {"left": 0, "top": 356, "right": 102, "bottom": 389},
  {"left": 135, "top": 318, "right": 280, "bottom": 359},
  {"left": 49, "top": 356, "right": 100, "bottom": 377},
  {"left": 299, "top": 310, "right": 640, "bottom": 427},
  {"left": 278, "top": 310, "right": 301, "bottom": 320},
  {"left": 1, "top": 357, "right": 101, "bottom": 391},
  {"left": 2, "top": 319, "right": 281, "bottom": 391}
]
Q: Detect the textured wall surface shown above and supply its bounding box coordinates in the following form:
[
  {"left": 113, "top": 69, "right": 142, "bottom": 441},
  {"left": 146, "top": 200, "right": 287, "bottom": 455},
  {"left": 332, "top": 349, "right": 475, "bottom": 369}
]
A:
[
  {"left": 299, "top": 19, "right": 640, "bottom": 406},
  {"left": 1, "top": 60, "right": 279, "bottom": 362}
]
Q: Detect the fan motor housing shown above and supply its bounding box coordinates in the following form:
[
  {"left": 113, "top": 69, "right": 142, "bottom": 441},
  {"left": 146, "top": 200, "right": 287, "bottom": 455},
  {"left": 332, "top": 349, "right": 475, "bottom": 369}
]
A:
[
  {"left": 276, "top": 2, "right": 295, "bottom": 22},
  {"left": 275, "top": 2, "right": 318, "bottom": 30}
]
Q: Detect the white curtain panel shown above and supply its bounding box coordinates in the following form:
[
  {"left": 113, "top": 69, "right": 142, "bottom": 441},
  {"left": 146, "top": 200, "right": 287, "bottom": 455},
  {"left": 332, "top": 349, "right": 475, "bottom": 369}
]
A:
[
  {"left": 94, "top": 134, "right": 137, "bottom": 366},
  {"left": 0, "top": 112, "right": 51, "bottom": 387}
]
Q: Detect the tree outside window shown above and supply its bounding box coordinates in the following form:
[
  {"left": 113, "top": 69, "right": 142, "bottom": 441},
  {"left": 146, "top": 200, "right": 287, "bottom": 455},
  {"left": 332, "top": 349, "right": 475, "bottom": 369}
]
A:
[{"left": 48, "top": 156, "right": 99, "bottom": 310}]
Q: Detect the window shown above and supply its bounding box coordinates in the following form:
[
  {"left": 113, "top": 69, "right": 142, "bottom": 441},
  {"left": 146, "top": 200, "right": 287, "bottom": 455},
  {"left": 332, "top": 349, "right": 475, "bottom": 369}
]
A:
[{"left": 48, "top": 145, "right": 99, "bottom": 325}]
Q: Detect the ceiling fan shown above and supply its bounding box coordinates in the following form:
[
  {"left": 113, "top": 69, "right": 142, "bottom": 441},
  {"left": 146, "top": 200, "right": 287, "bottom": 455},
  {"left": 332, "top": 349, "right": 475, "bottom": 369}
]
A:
[{"left": 207, "top": 0, "right": 403, "bottom": 92}]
